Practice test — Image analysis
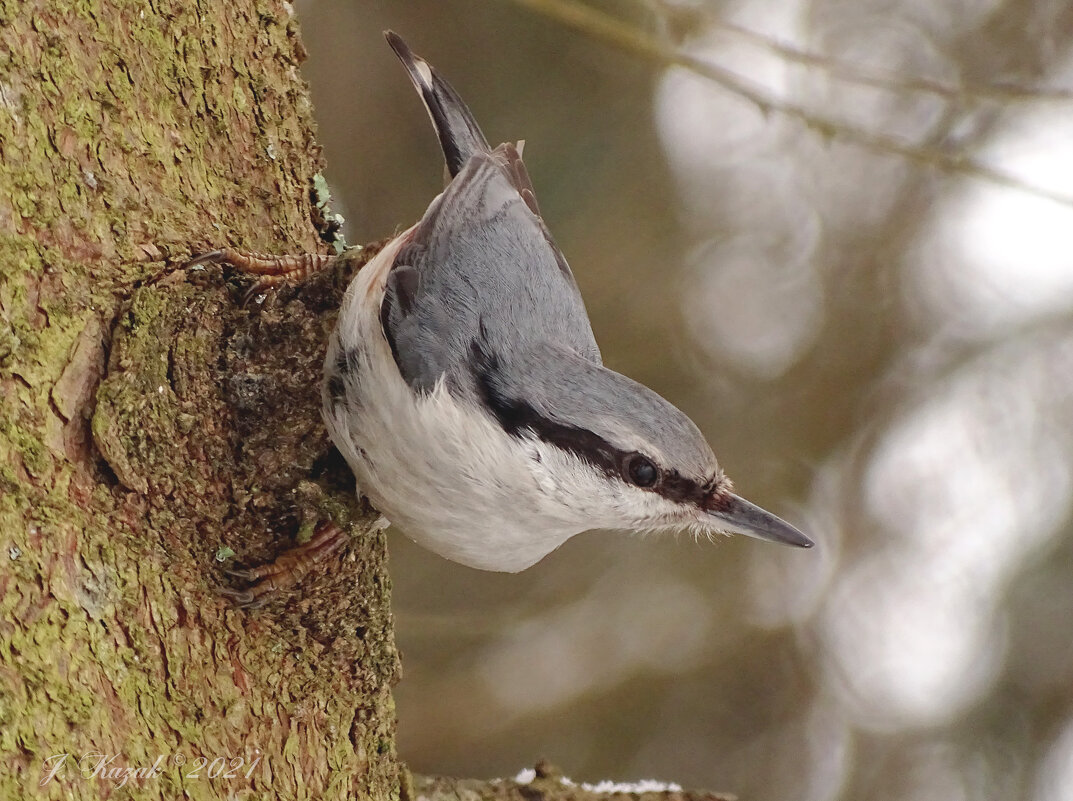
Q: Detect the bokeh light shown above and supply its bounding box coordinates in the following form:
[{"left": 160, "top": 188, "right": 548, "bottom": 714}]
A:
[{"left": 296, "top": 2, "right": 1073, "bottom": 799}]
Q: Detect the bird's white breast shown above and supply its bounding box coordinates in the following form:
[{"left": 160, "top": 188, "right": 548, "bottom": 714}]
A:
[{"left": 322, "top": 229, "right": 588, "bottom": 572}]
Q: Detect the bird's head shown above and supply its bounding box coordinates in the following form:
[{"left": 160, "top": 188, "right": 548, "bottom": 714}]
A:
[{"left": 475, "top": 345, "right": 813, "bottom": 547}]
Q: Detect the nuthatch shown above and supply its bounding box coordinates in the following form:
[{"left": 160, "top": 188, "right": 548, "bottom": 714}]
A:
[{"left": 204, "top": 32, "right": 812, "bottom": 583}]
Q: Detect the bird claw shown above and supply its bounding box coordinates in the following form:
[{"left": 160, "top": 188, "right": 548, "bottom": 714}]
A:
[
  {"left": 184, "top": 248, "right": 336, "bottom": 306},
  {"left": 218, "top": 585, "right": 270, "bottom": 610},
  {"left": 223, "top": 567, "right": 259, "bottom": 581},
  {"left": 239, "top": 281, "right": 270, "bottom": 308},
  {"left": 221, "top": 521, "right": 348, "bottom": 609},
  {"left": 184, "top": 250, "right": 227, "bottom": 269}
]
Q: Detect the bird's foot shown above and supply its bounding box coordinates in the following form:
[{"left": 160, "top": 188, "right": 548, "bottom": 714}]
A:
[
  {"left": 220, "top": 521, "right": 347, "bottom": 609},
  {"left": 186, "top": 248, "right": 336, "bottom": 305}
]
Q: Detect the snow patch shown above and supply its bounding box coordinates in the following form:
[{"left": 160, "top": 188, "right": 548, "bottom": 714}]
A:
[
  {"left": 512, "top": 768, "right": 683, "bottom": 793},
  {"left": 580, "top": 779, "right": 685, "bottom": 793}
]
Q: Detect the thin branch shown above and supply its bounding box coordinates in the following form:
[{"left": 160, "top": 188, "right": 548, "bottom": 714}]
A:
[
  {"left": 505, "top": 0, "right": 1073, "bottom": 207},
  {"left": 707, "top": 16, "right": 1073, "bottom": 103}
]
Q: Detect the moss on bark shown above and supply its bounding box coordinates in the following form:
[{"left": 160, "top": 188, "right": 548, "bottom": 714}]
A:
[{"left": 0, "top": 2, "right": 399, "bottom": 799}]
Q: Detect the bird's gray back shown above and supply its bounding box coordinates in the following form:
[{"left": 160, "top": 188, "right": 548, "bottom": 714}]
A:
[{"left": 381, "top": 146, "right": 601, "bottom": 398}]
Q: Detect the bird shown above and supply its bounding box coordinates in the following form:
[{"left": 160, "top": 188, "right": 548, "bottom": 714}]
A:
[{"left": 198, "top": 31, "right": 812, "bottom": 589}]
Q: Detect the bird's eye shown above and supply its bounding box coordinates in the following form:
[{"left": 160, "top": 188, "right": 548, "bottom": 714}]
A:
[{"left": 624, "top": 454, "right": 659, "bottom": 488}]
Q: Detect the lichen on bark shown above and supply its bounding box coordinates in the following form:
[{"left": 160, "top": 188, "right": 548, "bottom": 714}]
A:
[{"left": 0, "top": 1, "right": 400, "bottom": 799}]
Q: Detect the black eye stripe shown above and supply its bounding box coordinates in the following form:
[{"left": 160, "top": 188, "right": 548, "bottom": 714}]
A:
[
  {"left": 473, "top": 344, "right": 712, "bottom": 505},
  {"left": 660, "top": 471, "right": 714, "bottom": 507}
]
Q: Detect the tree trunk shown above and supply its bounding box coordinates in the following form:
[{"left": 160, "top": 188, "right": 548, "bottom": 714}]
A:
[{"left": 0, "top": 2, "right": 399, "bottom": 799}]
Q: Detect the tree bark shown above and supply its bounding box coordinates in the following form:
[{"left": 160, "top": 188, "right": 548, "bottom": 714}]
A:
[{"left": 0, "top": 1, "right": 398, "bottom": 799}]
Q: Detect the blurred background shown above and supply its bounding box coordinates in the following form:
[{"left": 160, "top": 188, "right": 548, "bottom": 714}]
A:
[{"left": 293, "top": 1, "right": 1073, "bottom": 799}]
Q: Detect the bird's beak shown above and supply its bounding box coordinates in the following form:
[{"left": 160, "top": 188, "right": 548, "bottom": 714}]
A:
[{"left": 704, "top": 493, "right": 814, "bottom": 548}]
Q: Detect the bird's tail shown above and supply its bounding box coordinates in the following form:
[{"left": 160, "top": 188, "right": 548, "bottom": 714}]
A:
[{"left": 385, "top": 31, "right": 491, "bottom": 178}]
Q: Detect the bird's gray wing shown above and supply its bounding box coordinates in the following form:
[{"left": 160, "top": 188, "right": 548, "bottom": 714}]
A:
[{"left": 381, "top": 145, "right": 601, "bottom": 396}]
